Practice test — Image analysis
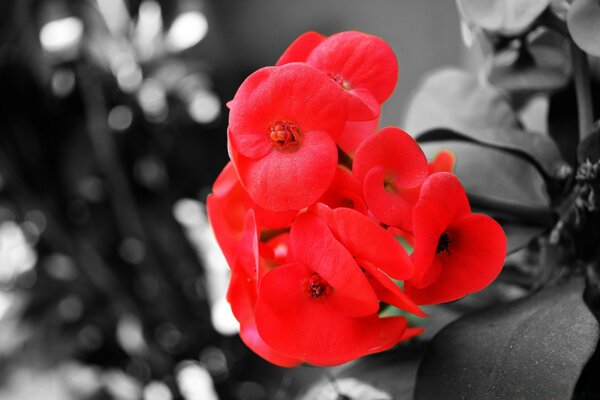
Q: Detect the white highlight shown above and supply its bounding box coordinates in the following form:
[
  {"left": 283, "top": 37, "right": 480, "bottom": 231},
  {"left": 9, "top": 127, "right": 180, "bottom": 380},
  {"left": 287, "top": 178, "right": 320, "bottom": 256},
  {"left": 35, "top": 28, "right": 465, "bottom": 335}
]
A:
[
  {"left": 187, "top": 91, "right": 220, "bottom": 124},
  {"left": 166, "top": 12, "right": 208, "bottom": 52},
  {"left": 40, "top": 17, "right": 84, "bottom": 54},
  {"left": 176, "top": 362, "right": 218, "bottom": 400}
]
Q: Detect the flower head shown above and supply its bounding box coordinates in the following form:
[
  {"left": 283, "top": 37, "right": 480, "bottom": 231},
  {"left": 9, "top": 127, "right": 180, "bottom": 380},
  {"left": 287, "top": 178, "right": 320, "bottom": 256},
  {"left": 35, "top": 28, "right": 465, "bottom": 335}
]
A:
[
  {"left": 228, "top": 63, "right": 346, "bottom": 211},
  {"left": 353, "top": 126, "right": 429, "bottom": 230},
  {"left": 404, "top": 173, "right": 507, "bottom": 304},
  {"left": 255, "top": 212, "right": 412, "bottom": 366},
  {"left": 277, "top": 31, "right": 398, "bottom": 121}
]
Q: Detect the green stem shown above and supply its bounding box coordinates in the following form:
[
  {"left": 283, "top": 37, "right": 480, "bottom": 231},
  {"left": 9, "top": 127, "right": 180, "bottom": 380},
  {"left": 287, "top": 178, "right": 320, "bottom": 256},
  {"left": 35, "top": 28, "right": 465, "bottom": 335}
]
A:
[{"left": 570, "top": 40, "right": 594, "bottom": 140}]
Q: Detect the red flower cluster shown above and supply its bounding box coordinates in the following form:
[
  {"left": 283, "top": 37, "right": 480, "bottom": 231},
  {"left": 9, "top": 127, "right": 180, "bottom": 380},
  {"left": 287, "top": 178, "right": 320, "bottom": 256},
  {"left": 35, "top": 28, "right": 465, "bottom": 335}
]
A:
[{"left": 208, "top": 31, "right": 506, "bottom": 367}]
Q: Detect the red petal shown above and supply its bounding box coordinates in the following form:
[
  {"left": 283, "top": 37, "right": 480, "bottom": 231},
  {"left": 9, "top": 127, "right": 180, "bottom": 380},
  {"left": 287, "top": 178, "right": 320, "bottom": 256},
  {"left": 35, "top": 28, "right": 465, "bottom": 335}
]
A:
[
  {"left": 290, "top": 213, "right": 379, "bottom": 317},
  {"left": 399, "top": 326, "right": 425, "bottom": 341},
  {"left": 428, "top": 149, "right": 456, "bottom": 174},
  {"left": 363, "top": 166, "right": 420, "bottom": 230},
  {"left": 353, "top": 127, "right": 428, "bottom": 187},
  {"left": 337, "top": 117, "right": 379, "bottom": 156},
  {"left": 235, "top": 129, "right": 338, "bottom": 211},
  {"left": 226, "top": 211, "right": 259, "bottom": 324},
  {"left": 344, "top": 87, "right": 381, "bottom": 121},
  {"left": 236, "top": 210, "right": 260, "bottom": 278},
  {"left": 307, "top": 203, "right": 336, "bottom": 233},
  {"left": 207, "top": 162, "right": 294, "bottom": 260},
  {"left": 276, "top": 31, "right": 326, "bottom": 66},
  {"left": 229, "top": 64, "right": 346, "bottom": 159},
  {"left": 226, "top": 265, "right": 257, "bottom": 326},
  {"left": 361, "top": 260, "right": 425, "bottom": 317},
  {"left": 332, "top": 208, "right": 414, "bottom": 279},
  {"left": 211, "top": 162, "right": 238, "bottom": 197},
  {"left": 239, "top": 323, "right": 302, "bottom": 367},
  {"left": 318, "top": 167, "right": 368, "bottom": 215},
  {"left": 410, "top": 173, "right": 472, "bottom": 287},
  {"left": 255, "top": 262, "right": 380, "bottom": 366},
  {"left": 367, "top": 316, "right": 408, "bottom": 355},
  {"left": 406, "top": 213, "right": 506, "bottom": 304},
  {"left": 207, "top": 194, "right": 243, "bottom": 267},
  {"left": 307, "top": 31, "right": 398, "bottom": 104}
]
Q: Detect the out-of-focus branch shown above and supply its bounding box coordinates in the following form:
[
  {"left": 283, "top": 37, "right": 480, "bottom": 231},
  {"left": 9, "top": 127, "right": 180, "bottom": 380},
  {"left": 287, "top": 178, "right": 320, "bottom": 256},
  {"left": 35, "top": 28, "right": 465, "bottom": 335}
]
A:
[{"left": 570, "top": 41, "right": 594, "bottom": 141}]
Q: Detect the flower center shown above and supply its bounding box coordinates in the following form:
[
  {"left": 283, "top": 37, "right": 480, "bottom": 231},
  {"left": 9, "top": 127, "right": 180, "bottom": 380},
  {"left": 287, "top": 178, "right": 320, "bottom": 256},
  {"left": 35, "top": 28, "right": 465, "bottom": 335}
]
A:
[
  {"left": 304, "top": 274, "right": 332, "bottom": 299},
  {"left": 327, "top": 72, "right": 352, "bottom": 90},
  {"left": 269, "top": 120, "right": 302, "bottom": 151},
  {"left": 436, "top": 232, "right": 451, "bottom": 254},
  {"left": 383, "top": 175, "right": 397, "bottom": 193}
]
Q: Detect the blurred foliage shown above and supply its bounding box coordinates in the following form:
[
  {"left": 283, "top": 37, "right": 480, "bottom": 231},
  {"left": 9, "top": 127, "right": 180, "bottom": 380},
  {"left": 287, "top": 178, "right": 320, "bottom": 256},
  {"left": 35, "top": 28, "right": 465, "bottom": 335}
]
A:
[
  {"left": 400, "top": 1, "right": 600, "bottom": 399},
  {"left": 0, "top": 0, "right": 314, "bottom": 399}
]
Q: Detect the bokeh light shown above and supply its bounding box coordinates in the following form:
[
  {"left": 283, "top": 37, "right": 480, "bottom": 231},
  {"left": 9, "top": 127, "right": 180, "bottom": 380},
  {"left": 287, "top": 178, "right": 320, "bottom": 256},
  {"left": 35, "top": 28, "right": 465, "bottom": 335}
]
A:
[
  {"left": 39, "top": 16, "right": 84, "bottom": 54},
  {"left": 166, "top": 11, "right": 209, "bottom": 52}
]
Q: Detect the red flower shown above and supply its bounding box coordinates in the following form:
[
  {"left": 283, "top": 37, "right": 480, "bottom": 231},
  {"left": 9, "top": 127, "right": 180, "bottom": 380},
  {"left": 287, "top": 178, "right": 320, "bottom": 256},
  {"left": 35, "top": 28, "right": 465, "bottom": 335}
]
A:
[
  {"left": 309, "top": 203, "right": 424, "bottom": 317},
  {"left": 254, "top": 212, "right": 409, "bottom": 366},
  {"left": 353, "top": 126, "right": 429, "bottom": 231},
  {"left": 277, "top": 31, "right": 398, "bottom": 121},
  {"left": 208, "top": 31, "right": 509, "bottom": 367},
  {"left": 228, "top": 63, "right": 347, "bottom": 211},
  {"left": 404, "top": 173, "right": 506, "bottom": 304}
]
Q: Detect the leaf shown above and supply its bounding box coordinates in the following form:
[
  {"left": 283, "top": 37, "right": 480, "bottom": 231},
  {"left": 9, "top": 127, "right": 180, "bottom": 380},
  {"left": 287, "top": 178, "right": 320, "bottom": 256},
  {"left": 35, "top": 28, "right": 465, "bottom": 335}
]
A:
[
  {"left": 419, "top": 141, "right": 552, "bottom": 224},
  {"left": 567, "top": 0, "right": 600, "bottom": 56},
  {"left": 500, "top": 221, "right": 546, "bottom": 253},
  {"left": 487, "top": 29, "right": 571, "bottom": 94},
  {"left": 414, "top": 278, "right": 600, "bottom": 400},
  {"left": 405, "top": 68, "right": 568, "bottom": 179},
  {"left": 405, "top": 68, "right": 519, "bottom": 133},
  {"left": 456, "top": 0, "right": 551, "bottom": 35}
]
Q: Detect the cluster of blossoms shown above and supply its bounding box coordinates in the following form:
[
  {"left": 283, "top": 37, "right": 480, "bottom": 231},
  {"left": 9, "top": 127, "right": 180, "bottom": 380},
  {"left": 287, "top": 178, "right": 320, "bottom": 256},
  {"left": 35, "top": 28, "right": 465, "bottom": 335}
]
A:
[{"left": 207, "top": 31, "right": 506, "bottom": 367}]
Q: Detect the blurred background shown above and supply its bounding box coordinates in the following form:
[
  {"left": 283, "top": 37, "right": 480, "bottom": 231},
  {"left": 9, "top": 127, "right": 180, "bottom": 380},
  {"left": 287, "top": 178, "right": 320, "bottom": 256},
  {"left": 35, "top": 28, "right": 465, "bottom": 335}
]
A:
[{"left": 0, "top": 1, "right": 463, "bottom": 399}]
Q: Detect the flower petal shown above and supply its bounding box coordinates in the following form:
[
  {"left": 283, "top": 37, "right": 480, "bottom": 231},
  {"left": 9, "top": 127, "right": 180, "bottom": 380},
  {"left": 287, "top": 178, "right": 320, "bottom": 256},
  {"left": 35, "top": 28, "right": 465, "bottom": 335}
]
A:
[
  {"left": 332, "top": 207, "right": 414, "bottom": 279},
  {"left": 207, "top": 193, "right": 240, "bottom": 268},
  {"left": 255, "top": 262, "right": 380, "bottom": 366},
  {"left": 367, "top": 316, "right": 409, "bottom": 355},
  {"left": 363, "top": 166, "right": 420, "bottom": 230},
  {"left": 226, "top": 211, "right": 259, "bottom": 325},
  {"left": 234, "top": 129, "right": 338, "bottom": 211},
  {"left": 211, "top": 161, "right": 239, "bottom": 197},
  {"left": 307, "top": 31, "right": 398, "bottom": 103},
  {"left": 239, "top": 323, "right": 302, "bottom": 367},
  {"left": 229, "top": 64, "right": 346, "bottom": 159},
  {"left": 344, "top": 87, "right": 381, "bottom": 121},
  {"left": 360, "top": 260, "right": 425, "bottom": 317},
  {"left": 318, "top": 167, "right": 368, "bottom": 215},
  {"left": 276, "top": 31, "right": 326, "bottom": 65},
  {"left": 406, "top": 213, "right": 506, "bottom": 304},
  {"left": 428, "top": 149, "right": 456, "bottom": 174},
  {"left": 410, "top": 173, "right": 472, "bottom": 287},
  {"left": 290, "top": 212, "right": 379, "bottom": 317},
  {"left": 353, "top": 126, "right": 428, "bottom": 187},
  {"left": 337, "top": 117, "right": 379, "bottom": 157}
]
